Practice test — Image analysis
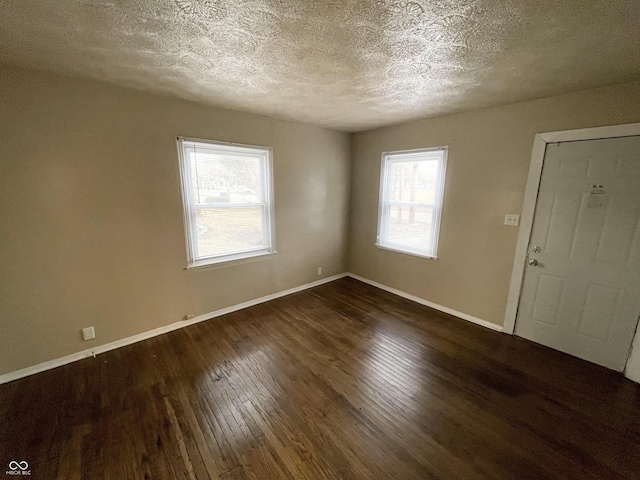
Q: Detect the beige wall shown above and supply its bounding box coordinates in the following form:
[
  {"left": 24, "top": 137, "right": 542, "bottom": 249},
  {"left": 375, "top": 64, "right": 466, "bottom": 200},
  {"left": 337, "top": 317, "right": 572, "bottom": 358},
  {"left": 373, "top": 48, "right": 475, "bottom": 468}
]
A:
[
  {"left": 3, "top": 62, "right": 640, "bottom": 378},
  {"left": 349, "top": 81, "right": 640, "bottom": 327},
  {"left": 0, "top": 65, "right": 351, "bottom": 375}
]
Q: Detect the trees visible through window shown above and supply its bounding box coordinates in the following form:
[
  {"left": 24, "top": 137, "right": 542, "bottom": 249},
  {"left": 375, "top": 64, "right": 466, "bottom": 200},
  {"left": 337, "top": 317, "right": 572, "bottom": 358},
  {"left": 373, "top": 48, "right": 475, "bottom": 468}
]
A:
[
  {"left": 377, "top": 147, "right": 447, "bottom": 258},
  {"left": 177, "top": 138, "right": 276, "bottom": 267}
]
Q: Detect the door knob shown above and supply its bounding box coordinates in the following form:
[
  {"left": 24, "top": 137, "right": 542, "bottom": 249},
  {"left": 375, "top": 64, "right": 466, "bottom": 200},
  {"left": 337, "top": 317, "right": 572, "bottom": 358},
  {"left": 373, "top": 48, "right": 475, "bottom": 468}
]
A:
[{"left": 528, "top": 259, "right": 538, "bottom": 266}]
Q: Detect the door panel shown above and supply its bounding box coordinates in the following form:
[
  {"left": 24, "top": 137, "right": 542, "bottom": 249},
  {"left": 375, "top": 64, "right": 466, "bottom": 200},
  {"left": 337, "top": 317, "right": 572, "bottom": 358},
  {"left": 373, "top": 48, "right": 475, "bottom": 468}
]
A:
[
  {"left": 515, "top": 136, "right": 640, "bottom": 371},
  {"left": 577, "top": 284, "right": 618, "bottom": 341},
  {"left": 531, "top": 274, "right": 564, "bottom": 325},
  {"left": 595, "top": 193, "right": 640, "bottom": 265},
  {"left": 543, "top": 192, "right": 582, "bottom": 256}
]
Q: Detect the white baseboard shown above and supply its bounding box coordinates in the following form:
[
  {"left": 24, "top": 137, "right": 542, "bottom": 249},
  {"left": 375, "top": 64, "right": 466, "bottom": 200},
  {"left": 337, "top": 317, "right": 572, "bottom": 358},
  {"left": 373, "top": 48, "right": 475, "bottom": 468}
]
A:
[
  {"left": 346, "top": 273, "right": 503, "bottom": 332},
  {"left": 0, "top": 272, "right": 503, "bottom": 384},
  {"left": 0, "top": 273, "right": 348, "bottom": 385}
]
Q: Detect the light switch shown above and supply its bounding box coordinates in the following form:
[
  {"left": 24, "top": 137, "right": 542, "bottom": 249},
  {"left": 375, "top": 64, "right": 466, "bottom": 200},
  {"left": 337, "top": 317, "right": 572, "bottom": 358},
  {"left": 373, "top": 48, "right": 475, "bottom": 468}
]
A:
[
  {"left": 504, "top": 214, "right": 520, "bottom": 226},
  {"left": 82, "top": 326, "right": 95, "bottom": 341}
]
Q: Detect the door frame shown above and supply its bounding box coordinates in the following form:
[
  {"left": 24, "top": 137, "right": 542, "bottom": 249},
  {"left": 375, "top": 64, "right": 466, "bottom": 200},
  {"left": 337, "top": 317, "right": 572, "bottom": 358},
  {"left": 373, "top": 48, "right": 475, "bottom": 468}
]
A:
[{"left": 503, "top": 122, "right": 640, "bottom": 335}]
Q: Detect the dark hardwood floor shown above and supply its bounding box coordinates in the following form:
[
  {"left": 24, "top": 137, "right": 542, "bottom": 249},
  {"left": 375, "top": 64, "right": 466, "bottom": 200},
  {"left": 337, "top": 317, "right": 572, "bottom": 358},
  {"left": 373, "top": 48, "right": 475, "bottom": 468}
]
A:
[{"left": 2, "top": 277, "right": 640, "bottom": 479}]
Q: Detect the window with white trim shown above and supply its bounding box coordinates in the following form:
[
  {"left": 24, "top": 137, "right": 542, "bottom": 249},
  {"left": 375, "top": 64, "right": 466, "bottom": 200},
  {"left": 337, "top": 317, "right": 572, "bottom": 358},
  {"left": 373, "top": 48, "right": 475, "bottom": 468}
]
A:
[
  {"left": 177, "top": 138, "right": 276, "bottom": 267},
  {"left": 376, "top": 147, "right": 447, "bottom": 259}
]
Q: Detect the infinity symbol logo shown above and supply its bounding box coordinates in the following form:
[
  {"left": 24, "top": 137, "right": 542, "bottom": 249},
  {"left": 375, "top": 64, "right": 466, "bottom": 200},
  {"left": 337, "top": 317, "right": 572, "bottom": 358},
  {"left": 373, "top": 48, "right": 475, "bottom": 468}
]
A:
[{"left": 8, "top": 461, "right": 28, "bottom": 470}]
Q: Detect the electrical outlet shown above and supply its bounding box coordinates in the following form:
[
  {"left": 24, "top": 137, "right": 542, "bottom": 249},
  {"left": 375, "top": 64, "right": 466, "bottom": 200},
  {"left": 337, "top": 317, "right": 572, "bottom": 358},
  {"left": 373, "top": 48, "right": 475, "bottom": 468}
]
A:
[
  {"left": 82, "top": 326, "right": 95, "bottom": 341},
  {"left": 317, "top": 267, "right": 323, "bottom": 276},
  {"left": 504, "top": 214, "right": 520, "bottom": 226}
]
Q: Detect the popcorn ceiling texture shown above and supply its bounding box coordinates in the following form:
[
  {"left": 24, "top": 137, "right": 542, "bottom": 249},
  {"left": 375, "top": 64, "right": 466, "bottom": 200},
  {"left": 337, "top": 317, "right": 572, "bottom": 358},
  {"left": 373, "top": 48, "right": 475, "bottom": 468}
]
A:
[{"left": 1, "top": 0, "right": 639, "bottom": 131}]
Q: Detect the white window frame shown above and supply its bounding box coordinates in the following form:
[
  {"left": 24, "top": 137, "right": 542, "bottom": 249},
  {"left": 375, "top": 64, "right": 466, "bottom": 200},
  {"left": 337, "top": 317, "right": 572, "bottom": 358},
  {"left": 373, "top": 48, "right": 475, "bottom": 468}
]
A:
[
  {"left": 376, "top": 147, "right": 448, "bottom": 259},
  {"left": 177, "top": 137, "right": 276, "bottom": 268}
]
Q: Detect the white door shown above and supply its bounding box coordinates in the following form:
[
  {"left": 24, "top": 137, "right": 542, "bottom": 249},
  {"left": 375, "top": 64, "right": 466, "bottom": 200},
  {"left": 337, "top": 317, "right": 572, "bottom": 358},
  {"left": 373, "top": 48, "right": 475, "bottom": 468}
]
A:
[{"left": 515, "top": 135, "right": 640, "bottom": 371}]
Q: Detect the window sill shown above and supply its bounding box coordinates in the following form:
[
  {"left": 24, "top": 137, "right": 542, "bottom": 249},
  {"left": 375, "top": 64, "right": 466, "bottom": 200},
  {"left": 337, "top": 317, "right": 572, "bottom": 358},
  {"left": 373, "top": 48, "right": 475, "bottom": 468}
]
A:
[
  {"left": 185, "top": 250, "right": 277, "bottom": 270},
  {"left": 375, "top": 244, "right": 438, "bottom": 260}
]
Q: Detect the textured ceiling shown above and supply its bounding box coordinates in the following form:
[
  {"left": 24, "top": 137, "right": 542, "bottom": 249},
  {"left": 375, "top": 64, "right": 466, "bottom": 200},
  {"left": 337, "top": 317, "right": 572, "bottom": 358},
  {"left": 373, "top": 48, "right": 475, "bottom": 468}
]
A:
[{"left": 1, "top": 0, "right": 639, "bottom": 131}]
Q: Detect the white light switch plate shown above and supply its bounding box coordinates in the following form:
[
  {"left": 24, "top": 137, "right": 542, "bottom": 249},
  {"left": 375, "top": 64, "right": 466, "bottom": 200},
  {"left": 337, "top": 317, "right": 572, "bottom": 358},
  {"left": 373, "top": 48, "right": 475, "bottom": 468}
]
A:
[
  {"left": 504, "top": 214, "right": 520, "bottom": 226},
  {"left": 82, "top": 326, "right": 95, "bottom": 341}
]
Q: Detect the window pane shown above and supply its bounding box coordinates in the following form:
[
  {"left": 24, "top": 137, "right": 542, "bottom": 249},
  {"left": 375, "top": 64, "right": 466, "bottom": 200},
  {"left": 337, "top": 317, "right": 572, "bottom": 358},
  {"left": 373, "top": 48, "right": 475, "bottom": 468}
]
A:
[
  {"left": 377, "top": 148, "right": 447, "bottom": 258},
  {"left": 386, "top": 205, "right": 435, "bottom": 252},
  {"left": 179, "top": 139, "right": 274, "bottom": 267},
  {"left": 189, "top": 149, "right": 265, "bottom": 205},
  {"left": 195, "top": 206, "right": 265, "bottom": 258},
  {"left": 389, "top": 160, "right": 438, "bottom": 203}
]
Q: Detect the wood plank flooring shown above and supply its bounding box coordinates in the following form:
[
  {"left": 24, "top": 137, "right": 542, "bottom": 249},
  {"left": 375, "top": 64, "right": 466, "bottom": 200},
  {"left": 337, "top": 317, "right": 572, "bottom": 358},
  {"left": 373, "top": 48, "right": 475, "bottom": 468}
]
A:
[{"left": 1, "top": 277, "right": 640, "bottom": 479}]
